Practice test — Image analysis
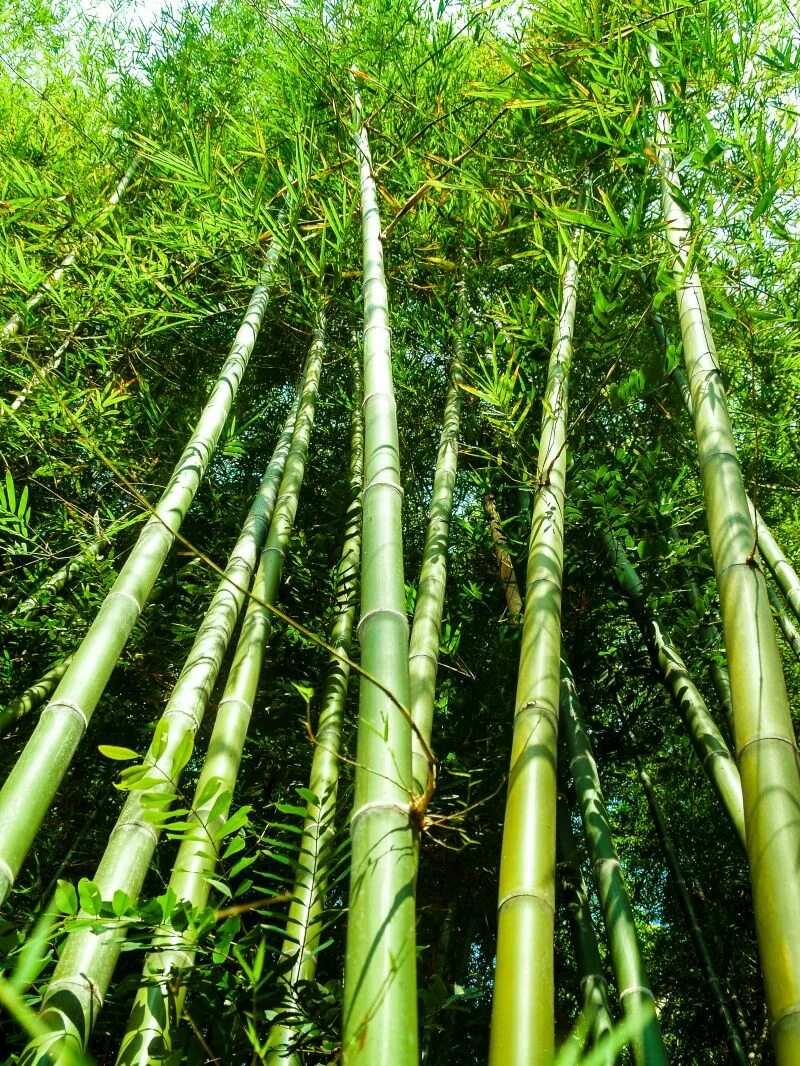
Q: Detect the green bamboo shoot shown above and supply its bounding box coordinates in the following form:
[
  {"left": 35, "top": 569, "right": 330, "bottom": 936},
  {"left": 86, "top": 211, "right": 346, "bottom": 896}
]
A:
[{"left": 489, "top": 238, "right": 580, "bottom": 1066}]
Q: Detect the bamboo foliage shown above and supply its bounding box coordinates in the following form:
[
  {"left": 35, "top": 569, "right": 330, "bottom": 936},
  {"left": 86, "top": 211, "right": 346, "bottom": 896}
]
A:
[
  {"left": 650, "top": 41, "right": 800, "bottom": 1061},
  {"left": 265, "top": 352, "right": 364, "bottom": 1066},
  {"left": 342, "top": 91, "right": 418, "bottom": 1066},
  {"left": 1, "top": 156, "right": 141, "bottom": 344},
  {"left": 409, "top": 279, "right": 466, "bottom": 798},
  {"left": 0, "top": 212, "right": 287, "bottom": 907},
  {"left": 114, "top": 326, "right": 327, "bottom": 1066},
  {"left": 605, "top": 533, "right": 746, "bottom": 849},
  {"left": 489, "top": 237, "right": 580, "bottom": 1066},
  {"left": 19, "top": 343, "right": 321, "bottom": 1064},
  {"left": 561, "top": 663, "right": 668, "bottom": 1066}
]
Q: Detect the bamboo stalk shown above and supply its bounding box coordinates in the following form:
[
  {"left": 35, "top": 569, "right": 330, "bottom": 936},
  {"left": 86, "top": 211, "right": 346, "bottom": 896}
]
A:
[
  {"left": 605, "top": 533, "right": 746, "bottom": 850},
  {"left": 630, "top": 746, "right": 750, "bottom": 1066},
  {"left": 341, "top": 90, "right": 418, "bottom": 1066},
  {"left": 556, "top": 794, "right": 616, "bottom": 1065},
  {"left": 0, "top": 211, "right": 287, "bottom": 906},
  {"left": 484, "top": 493, "right": 523, "bottom": 624},
  {"left": 0, "top": 657, "right": 72, "bottom": 736},
  {"left": 751, "top": 503, "right": 800, "bottom": 626},
  {"left": 489, "top": 238, "right": 580, "bottom": 1066},
  {"left": 650, "top": 42, "right": 800, "bottom": 1061},
  {"left": 768, "top": 581, "right": 800, "bottom": 664},
  {"left": 2, "top": 156, "right": 141, "bottom": 343},
  {"left": 265, "top": 352, "right": 364, "bottom": 1066},
  {"left": 19, "top": 342, "right": 320, "bottom": 1064},
  {"left": 409, "top": 280, "right": 465, "bottom": 798},
  {"left": 561, "top": 662, "right": 668, "bottom": 1066}
]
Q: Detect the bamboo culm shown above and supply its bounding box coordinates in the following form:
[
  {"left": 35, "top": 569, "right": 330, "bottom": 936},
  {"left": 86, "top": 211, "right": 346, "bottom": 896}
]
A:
[
  {"left": 114, "top": 328, "right": 326, "bottom": 1066},
  {"left": 631, "top": 747, "right": 749, "bottom": 1066},
  {"left": 650, "top": 42, "right": 800, "bottom": 1061},
  {"left": 265, "top": 351, "right": 364, "bottom": 1066},
  {"left": 409, "top": 279, "right": 465, "bottom": 798},
  {"left": 0, "top": 212, "right": 287, "bottom": 906},
  {"left": 751, "top": 503, "right": 800, "bottom": 626},
  {"left": 342, "top": 90, "right": 418, "bottom": 1066},
  {"left": 604, "top": 533, "right": 746, "bottom": 850},
  {"left": 489, "top": 239, "right": 580, "bottom": 1066},
  {"left": 0, "top": 657, "right": 72, "bottom": 736},
  {"left": 20, "top": 347, "right": 318, "bottom": 1065},
  {"left": 556, "top": 795, "right": 615, "bottom": 1066},
  {"left": 561, "top": 662, "right": 668, "bottom": 1066}
]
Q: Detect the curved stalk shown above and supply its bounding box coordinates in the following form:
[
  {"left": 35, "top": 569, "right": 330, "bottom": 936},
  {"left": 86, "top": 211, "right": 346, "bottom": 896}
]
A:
[
  {"left": 489, "top": 237, "right": 580, "bottom": 1066},
  {"left": 19, "top": 340, "right": 320, "bottom": 1065},
  {"left": 650, "top": 43, "right": 800, "bottom": 1061},
  {"left": 341, "top": 91, "right": 418, "bottom": 1066},
  {"left": 631, "top": 749, "right": 749, "bottom": 1066},
  {"left": 265, "top": 352, "right": 364, "bottom": 1066},
  {"left": 605, "top": 534, "right": 746, "bottom": 849},
  {"left": 409, "top": 281, "right": 465, "bottom": 798},
  {"left": 0, "top": 657, "right": 72, "bottom": 735},
  {"left": 556, "top": 794, "right": 615, "bottom": 1065},
  {"left": 768, "top": 582, "right": 800, "bottom": 664},
  {"left": 0, "top": 212, "right": 287, "bottom": 906},
  {"left": 751, "top": 503, "right": 800, "bottom": 626},
  {"left": 561, "top": 662, "right": 668, "bottom": 1066},
  {"left": 2, "top": 156, "right": 140, "bottom": 343}
]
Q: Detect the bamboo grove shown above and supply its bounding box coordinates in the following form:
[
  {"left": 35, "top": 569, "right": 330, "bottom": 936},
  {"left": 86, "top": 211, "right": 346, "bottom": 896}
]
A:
[{"left": 1, "top": 0, "right": 799, "bottom": 1062}]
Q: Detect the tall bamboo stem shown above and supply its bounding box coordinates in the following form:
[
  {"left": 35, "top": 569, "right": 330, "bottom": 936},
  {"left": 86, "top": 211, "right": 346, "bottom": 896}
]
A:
[
  {"left": 650, "top": 42, "right": 800, "bottom": 1060},
  {"left": 605, "top": 533, "right": 746, "bottom": 849},
  {"left": 409, "top": 281, "right": 465, "bottom": 798},
  {"left": 0, "top": 212, "right": 287, "bottom": 906},
  {"left": 561, "top": 662, "right": 668, "bottom": 1066},
  {"left": 767, "top": 582, "right": 800, "bottom": 663},
  {"left": 0, "top": 657, "right": 72, "bottom": 735},
  {"left": 20, "top": 342, "right": 320, "bottom": 1064},
  {"left": 265, "top": 352, "right": 364, "bottom": 1066},
  {"left": 341, "top": 91, "right": 418, "bottom": 1066},
  {"left": 489, "top": 238, "right": 580, "bottom": 1066}
]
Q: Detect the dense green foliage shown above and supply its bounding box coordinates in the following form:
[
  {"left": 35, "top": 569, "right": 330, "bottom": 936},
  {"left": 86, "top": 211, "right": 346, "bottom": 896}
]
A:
[{"left": 1, "top": 0, "right": 799, "bottom": 1062}]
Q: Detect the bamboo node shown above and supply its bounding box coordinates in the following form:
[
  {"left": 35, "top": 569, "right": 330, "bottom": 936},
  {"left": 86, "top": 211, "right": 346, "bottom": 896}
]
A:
[
  {"left": 106, "top": 588, "right": 144, "bottom": 613},
  {"left": 619, "top": 985, "right": 655, "bottom": 1002},
  {"left": 111, "top": 818, "right": 160, "bottom": 845},
  {"left": 48, "top": 974, "right": 104, "bottom": 1009},
  {"left": 350, "top": 799, "right": 411, "bottom": 826},
  {"left": 737, "top": 731, "right": 798, "bottom": 758},
  {"left": 42, "top": 698, "right": 89, "bottom": 730},
  {"left": 357, "top": 606, "right": 408, "bottom": 638},
  {"left": 363, "top": 476, "right": 404, "bottom": 499},
  {"left": 497, "top": 888, "right": 555, "bottom": 915}
]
